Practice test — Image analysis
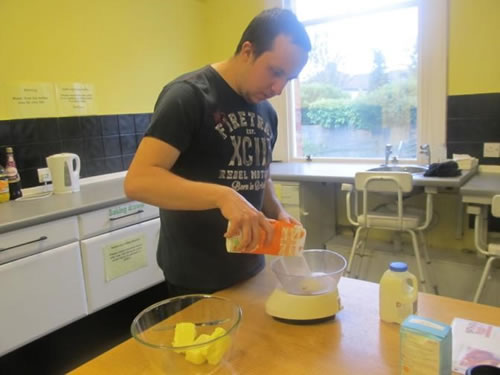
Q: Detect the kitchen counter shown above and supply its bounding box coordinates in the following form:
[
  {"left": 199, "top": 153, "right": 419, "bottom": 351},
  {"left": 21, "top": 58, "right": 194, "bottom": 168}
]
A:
[
  {"left": 271, "top": 161, "right": 477, "bottom": 188},
  {"left": 460, "top": 171, "right": 500, "bottom": 204},
  {"left": 69, "top": 265, "right": 500, "bottom": 375},
  {"left": 0, "top": 162, "right": 478, "bottom": 234},
  {"left": 0, "top": 174, "right": 128, "bottom": 234}
]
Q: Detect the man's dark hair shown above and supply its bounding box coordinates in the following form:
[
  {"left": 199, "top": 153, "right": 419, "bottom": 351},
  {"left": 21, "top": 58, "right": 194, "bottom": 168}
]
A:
[{"left": 235, "top": 8, "right": 311, "bottom": 58}]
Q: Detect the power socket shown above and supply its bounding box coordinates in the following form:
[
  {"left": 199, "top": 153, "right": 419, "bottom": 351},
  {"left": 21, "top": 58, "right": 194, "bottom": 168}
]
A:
[
  {"left": 37, "top": 168, "right": 52, "bottom": 183},
  {"left": 483, "top": 142, "right": 500, "bottom": 158}
]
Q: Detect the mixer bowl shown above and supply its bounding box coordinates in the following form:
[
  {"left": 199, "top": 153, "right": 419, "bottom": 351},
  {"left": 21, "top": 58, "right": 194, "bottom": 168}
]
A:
[{"left": 271, "top": 249, "right": 347, "bottom": 295}]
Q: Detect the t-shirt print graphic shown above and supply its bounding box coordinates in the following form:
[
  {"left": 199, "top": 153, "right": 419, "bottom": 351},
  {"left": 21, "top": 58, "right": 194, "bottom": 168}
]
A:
[{"left": 214, "top": 110, "right": 273, "bottom": 193}]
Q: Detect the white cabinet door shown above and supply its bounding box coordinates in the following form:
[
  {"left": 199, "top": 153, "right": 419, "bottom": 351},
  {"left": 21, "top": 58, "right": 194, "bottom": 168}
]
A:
[
  {"left": 80, "top": 218, "right": 164, "bottom": 313},
  {"left": 0, "top": 242, "right": 87, "bottom": 356}
]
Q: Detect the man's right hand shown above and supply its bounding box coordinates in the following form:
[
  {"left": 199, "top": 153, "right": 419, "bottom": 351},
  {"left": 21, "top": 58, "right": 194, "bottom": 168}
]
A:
[{"left": 217, "top": 187, "right": 274, "bottom": 253}]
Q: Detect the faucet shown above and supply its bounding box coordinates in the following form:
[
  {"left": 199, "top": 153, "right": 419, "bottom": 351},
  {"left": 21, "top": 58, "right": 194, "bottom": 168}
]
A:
[
  {"left": 420, "top": 144, "right": 431, "bottom": 166},
  {"left": 384, "top": 144, "right": 392, "bottom": 166}
]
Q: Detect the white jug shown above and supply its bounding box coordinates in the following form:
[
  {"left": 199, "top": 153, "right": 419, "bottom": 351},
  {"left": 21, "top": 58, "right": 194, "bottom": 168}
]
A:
[
  {"left": 379, "top": 262, "right": 418, "bottom": 324},
  {"left": 46, "top": 153, "right": 81, "bottom": 194}
]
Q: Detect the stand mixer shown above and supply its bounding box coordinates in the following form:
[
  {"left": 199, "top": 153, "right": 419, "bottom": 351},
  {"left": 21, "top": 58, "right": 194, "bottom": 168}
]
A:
[{"left": 265, "top": 249, "right": 347, "bottom": 322}]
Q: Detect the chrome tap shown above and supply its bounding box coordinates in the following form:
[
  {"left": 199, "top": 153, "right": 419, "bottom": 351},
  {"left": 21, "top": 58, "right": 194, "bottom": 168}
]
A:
[
  {"left": 420, "top": 144, "right": 431, "bottom": 166},
  {"left": 384, "top": 144, "right": 392, "bottom": 166}
]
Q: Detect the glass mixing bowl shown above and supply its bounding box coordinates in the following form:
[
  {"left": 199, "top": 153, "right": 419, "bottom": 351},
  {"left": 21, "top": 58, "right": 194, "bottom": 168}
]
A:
[
  {"left": 131, "top": 294, "right": 242, "bottom": 374},
  {"left": 271, "top": 249, "right": 347, "bottom": 295}
]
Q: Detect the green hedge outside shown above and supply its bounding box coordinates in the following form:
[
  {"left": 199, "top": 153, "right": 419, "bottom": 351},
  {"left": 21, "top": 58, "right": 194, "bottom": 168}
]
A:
[{"left": 303, "top": 99, "right": 382, "bottom": 131}]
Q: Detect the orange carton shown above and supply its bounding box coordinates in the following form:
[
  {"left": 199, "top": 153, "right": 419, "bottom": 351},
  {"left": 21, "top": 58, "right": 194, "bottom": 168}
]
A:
[{"left": 226, "top": 220, "right": 306, "bottom": 256}]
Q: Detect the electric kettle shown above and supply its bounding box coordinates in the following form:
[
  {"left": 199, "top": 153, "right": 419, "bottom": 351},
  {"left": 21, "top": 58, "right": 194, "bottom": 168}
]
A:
[{"left": 46, "top": 153, "right": 81, "bottom": 194}]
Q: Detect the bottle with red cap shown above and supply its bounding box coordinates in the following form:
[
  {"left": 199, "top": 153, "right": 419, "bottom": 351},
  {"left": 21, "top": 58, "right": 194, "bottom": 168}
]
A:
[{"left": 5, "top": 146, "right": 23, "bottom": 200}]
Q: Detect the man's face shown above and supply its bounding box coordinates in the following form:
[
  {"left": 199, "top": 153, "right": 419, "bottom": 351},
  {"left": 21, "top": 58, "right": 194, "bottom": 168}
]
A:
[{"left": 239, "top": 34, "right": 308, "bottom": 104}]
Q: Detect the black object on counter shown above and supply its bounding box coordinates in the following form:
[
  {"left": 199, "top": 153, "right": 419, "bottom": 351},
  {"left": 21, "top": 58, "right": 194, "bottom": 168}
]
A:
[
  {"left": 424, "top": 160, "right": 461, "bottom": 177},
  {"left": 465, "top": 365, "right": 500, "bottom": 375}
]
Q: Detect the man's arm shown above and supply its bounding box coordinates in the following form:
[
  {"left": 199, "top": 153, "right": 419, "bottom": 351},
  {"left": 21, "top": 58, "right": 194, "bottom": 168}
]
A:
[
  {"left": 124, "top": 136, "right": 273, "bottom": 251},
  {"left": 262, "top": 175, "right": 301, "bottom": 224}
]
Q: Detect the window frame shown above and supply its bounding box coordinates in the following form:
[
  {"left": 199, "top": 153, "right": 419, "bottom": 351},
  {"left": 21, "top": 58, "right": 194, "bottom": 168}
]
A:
[{"left": 268, "top": 0, "right": 448, "bottom": 164}]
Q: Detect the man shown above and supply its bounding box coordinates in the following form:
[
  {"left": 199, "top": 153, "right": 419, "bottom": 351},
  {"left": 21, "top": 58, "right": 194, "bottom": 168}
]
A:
[{"left": 124, "top": 8, "right": 311, "bottom": 296}]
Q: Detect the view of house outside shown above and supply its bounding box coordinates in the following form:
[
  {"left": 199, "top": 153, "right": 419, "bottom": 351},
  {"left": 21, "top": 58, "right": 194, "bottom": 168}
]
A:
[{"left": 292, "top": 0, "right": 418, "bottom": 160}]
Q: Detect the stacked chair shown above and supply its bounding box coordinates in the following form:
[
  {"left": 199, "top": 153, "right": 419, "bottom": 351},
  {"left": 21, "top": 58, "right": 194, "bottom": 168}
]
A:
[{"left": 342, "top": 171, "right": 437, "bottom": 293}]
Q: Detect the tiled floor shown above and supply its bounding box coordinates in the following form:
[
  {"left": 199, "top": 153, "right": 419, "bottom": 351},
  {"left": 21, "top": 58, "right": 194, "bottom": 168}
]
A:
[{"left": 0, "top": 283, "right": 169, "bottom": 375}]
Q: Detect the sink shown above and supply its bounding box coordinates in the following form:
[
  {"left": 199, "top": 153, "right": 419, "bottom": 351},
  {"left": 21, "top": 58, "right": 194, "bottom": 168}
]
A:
[{"left": 367, "top": 165, "right": 427, "bottom": 174}]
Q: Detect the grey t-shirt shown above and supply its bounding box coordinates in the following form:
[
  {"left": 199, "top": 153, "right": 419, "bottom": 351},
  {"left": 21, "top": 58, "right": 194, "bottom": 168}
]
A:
[{"left": 145, "top": 65, "right": 277, "bottom": 291}]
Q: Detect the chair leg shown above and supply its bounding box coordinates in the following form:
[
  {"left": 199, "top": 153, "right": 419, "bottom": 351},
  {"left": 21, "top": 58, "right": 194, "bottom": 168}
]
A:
[
  {"left": 473, "top": 256, "right": 496, "bottom": 303},
  {"left": 417, "top": 231, "right": 431, "bottom": 264},
  {"left": 407, "top": 230, "right": 429, "bottom": 293},
  {"left": 393, "top": 232, "right": 402, "bottom": 252},
  {"left": 347, "top": 226, "right": 364, "bottom": 278},
  {"left": 356, "top": 229, "right": 370, "bottom": 279},
  {"left": 417, "top": 231, "right": 439, "bottom": 295}
]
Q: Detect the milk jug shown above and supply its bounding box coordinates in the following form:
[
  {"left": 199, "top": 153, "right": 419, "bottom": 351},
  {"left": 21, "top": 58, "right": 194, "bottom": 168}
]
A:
[{"left": 379, "top": 262, "right": 418, "bottom": 324}]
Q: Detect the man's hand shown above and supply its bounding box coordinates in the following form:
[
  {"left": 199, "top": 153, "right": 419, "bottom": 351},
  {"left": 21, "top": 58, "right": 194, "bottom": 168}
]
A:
[
  {"left": 217, "top": 188, "right": 274, "bottom": 253},
  {"left": 276, "top": 210, "right": 301, "bottom": 225}
]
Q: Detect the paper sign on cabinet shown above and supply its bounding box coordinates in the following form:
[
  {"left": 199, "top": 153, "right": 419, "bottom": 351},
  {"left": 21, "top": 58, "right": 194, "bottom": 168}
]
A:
[{"left": 103, "top": 234, "right": 148, "bottom": 282}]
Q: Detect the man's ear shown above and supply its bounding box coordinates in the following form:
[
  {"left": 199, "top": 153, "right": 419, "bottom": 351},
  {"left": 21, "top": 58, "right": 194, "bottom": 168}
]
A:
[{"left": 240, "top": 41, "right": 255, "bottom": 61}]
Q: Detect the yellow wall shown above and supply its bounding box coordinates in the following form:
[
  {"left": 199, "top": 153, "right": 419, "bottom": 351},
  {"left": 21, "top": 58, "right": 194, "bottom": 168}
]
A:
[
  {"left": 0, "top": 0, "right": 266, "bottom": 120},
  {"left": 448, "top": 0, "right": 500, "bottom": 95},
  {"left": 204, "top": 0, "right": 266, "bottom": 62},
  {"left": 2, "top": 0, "right": 498, "bottom": 114},
  {"left": 5, "top": 0, "right": 496, "bottom": 117}
]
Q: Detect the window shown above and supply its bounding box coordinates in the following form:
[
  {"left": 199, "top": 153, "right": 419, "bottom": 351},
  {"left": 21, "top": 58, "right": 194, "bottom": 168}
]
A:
[{"left": 273, "top": 0, "right": 448, "bottom": 163}]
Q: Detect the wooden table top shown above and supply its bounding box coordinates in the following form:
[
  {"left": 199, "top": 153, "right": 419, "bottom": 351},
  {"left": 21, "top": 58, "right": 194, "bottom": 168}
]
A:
[{"left": 70, "top": 267, "right": 500, "bottom": 375}]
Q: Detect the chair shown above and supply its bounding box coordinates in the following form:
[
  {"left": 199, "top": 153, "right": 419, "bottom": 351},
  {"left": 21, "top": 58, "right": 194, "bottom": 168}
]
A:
[
  {"left": 341, "top": 171, "right": 437, "bottom": 293},
  {"left": 466, "top": 195, "right": 500, "bottom": 303}
]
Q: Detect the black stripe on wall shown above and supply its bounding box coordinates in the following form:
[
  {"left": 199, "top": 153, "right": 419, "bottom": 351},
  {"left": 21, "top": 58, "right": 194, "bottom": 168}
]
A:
[
  {"left": 0, "top": 113, "right": 152, "bottom": 188},
  {"left": 447, "top": 93, "right": 500, "bottom": 165}
]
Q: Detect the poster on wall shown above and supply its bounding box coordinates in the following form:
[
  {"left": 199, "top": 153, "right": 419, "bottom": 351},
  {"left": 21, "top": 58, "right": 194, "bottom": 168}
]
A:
[
  {"left": 4, "top": 82, "right": 57, "bottom": 119},
  {"left": 55, "top": 82, "right": 97, "bottom": 116}
]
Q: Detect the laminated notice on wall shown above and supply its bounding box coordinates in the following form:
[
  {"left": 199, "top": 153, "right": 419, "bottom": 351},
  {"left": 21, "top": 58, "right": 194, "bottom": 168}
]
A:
[
  {"left": 56, "top": 82, "right": 96, "bottom": 116},
  {"left": 103, "top": 234, "right": 148, "bottom": 282},
  {"left": 5, "top": 82, "right": 57, "bottom": 119}
]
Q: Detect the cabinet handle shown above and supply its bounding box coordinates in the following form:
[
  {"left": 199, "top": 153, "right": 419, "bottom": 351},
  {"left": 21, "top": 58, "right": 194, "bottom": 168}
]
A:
[
  {"left": 109, "top": 209, "right": 144, "bottom": 221},
  {"left": 0, "top": 236, "right": 48, "bottom": 252}
]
